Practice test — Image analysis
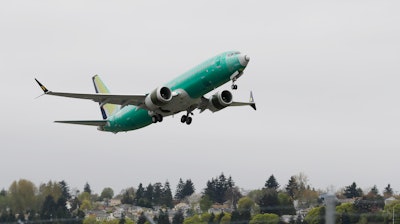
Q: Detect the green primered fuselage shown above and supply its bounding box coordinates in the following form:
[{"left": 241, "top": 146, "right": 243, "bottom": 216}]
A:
[{"left": 103, "top": 51, "right": 248, "bottom": 132}]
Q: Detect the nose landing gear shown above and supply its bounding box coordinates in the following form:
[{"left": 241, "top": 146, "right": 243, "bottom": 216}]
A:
[
  {"left": 231, "top": 82, "right": 238, "bottom": 90},
  {"left": 230, "top": 71, "right": 243, "bottom": 90}
]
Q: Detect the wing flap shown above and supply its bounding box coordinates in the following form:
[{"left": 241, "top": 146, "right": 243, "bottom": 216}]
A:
[{"left": 54, "top": 120, "right": 108, "bottom": 126}]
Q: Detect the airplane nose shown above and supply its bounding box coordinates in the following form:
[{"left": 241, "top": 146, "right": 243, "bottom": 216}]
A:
[{"left": 239, "top": 54, "right": 250, "bottom": 66}]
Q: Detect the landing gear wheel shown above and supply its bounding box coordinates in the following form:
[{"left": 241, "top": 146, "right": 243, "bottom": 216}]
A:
[
  {"left": 156, "top": 114, "right": 163, "bottom": 122},
  {"left": 152, "top": 114, "right": 163, "bottom": 123},
  {"left": 181, "top": 115, "right": 187, "bottom": 123},
  {"left": 186, "top": 117, "right": 192, "bottom": 125}
]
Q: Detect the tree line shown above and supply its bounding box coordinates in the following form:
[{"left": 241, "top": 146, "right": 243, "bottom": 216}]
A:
[
  {"left": 305, "top": 182, "right": 399, "bottom": 224},
  {"left": 0, "top": 173, "right": 398, "bottom": 224}
]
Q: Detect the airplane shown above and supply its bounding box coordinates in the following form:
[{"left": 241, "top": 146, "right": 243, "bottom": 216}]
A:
[{"left": 35, "top": 51, "right": 256, "bottom": 133}]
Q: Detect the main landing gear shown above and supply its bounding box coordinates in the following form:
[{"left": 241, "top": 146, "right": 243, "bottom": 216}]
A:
[
  {"left": 181, "top": 112, "right": 193, "bottom": 125},
  {"left": 151, "top": 114, "right": 163, "bottom": 123}
]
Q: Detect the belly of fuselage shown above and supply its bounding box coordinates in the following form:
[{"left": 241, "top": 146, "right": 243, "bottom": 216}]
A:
[
  {"left": 103, "top": 106, "right": 153, "bottom": 132},
  {"left": 157, "top": 89, "right": 200, "bottom": 117}
]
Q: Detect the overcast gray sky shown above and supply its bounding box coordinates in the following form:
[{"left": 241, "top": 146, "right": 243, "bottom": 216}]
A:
[{"left": 1, "top": 0, "right": 400, "bottom": 195}]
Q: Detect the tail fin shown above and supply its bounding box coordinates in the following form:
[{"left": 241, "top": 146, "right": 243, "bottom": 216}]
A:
[{"left": 92, "top": 75, "right": 120, "bottom": 119}]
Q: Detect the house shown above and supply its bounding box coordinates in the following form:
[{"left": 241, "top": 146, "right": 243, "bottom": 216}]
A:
[{"left": 385, "top": 197, "right": 398, "bottom": 205}]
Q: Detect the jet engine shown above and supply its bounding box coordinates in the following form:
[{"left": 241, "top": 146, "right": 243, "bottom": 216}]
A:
[
  {"left": 144, "top": 86, "right": 172, "bottom": 110},
  {"left": 208, "top": 90, "right": 233, "bottom": 112}
]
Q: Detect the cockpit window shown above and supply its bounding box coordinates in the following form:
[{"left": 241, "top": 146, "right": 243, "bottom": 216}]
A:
[{"left": 227, "top": 52, "right": 241, "bottom": 57}]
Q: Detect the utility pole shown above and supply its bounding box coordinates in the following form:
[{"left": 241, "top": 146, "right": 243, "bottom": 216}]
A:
[
  {"left": 325, "top": 194, "right": 335, "bottom": 224},
  {"left": 393, "top": 204, "right": 400, "bottom": 224}
]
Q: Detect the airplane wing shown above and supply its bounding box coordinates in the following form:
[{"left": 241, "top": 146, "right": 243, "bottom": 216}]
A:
[
  {"left": 199, "top": 91, "right": 256, "bottom": 112},
  {"left": 35, "top": 79, "right": 146, "bottom": 107},
  {"left": 230, "top": 91, "right": 256, "bottom": 110},
  {"left": 55, "top": 120, "right": 108, "bottom": 126},
  {"left": 230, "top": 101, "right": 257, "bottom": 110}
]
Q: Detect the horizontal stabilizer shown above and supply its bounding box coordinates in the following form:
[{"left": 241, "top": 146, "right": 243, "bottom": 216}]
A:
[{"left": 54, "top": 120, "right": 108, "bottom": 126}]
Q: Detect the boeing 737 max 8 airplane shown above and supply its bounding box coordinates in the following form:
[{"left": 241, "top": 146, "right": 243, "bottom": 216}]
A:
[{"left": 35, "top": 51, "right": 256, "bottom": 133}]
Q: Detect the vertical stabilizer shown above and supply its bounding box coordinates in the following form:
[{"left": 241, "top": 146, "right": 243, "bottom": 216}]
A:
[{"left": 92, "top": 75, "right": 120, "bottom": 119}]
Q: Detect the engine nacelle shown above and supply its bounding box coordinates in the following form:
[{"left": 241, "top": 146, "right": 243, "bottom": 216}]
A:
[
  {"left": 209, "top": 90, "right": 233, "bottom": 112},
  {"left": 144, "top": 86, "right": 172, "bottom": 110}
]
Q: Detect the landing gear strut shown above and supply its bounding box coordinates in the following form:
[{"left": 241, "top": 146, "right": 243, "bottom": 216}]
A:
[
  {"left": 230, "top": 71, "right": 243, "bottom": 90},
  {"left": 152, "top": 114, "right": 163, "bottom": 123},
  {"left": 231, "top": 78, "right": 238, "bottom": 90},
  {"left": 181, "top": 112, "right": 193, "bottom": 125}
]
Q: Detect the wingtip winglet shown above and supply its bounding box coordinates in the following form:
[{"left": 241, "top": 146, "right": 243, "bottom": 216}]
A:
[
  {"left": 35, "top": 78, "right": 49, "bottom": 93},
  {"left": 249, "top": 91, "right": 256, "bottom": 110}
]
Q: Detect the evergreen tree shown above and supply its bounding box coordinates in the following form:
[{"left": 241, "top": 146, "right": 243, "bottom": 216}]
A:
[
  {"left": 204, "top": 173, "right": 235, "bottom": 204},
  {"left": 176, "top": 179, "right": 196, "bottom": 201},
  {"left": 40, "top": 195, "right": 57, "bottom": 220},
  {"left": 56, "top": 195, "right": 71, "bottom": 219},
  {"left": 182, "top": 179, "right": 195, "bottom": 198},
  {"left": 204, "top": 180, "right": 216, "bottom": 202},
  {"left": 172, "top": 209, "right": 184, "bottom": 224},
  {"left": 368, "top": 185, "right": 379, "bottom": 197},
  {"left": 161, "top": 181, "right": 173, "bottom": 208},
  {"left": 157, "top": 209, "right": 170, "bottom": 224},
  {"left": 231, "top": 210, "right": 250, "bottom": 224},
  {"left": 344, "top": 182, "right": 362, "bottom": 198},
  {"left": 59, "top": 180, "right": 71, "bottom": 200},
  {"left": 175, "top": 178, "right": 185, "bottom": 200},
  {"left": 265, "top": 175, "right": 280, "bottom": 190},
  {"left": 258, "top": 189, "right": 279, "bottom": 215},
  {"left": 83, "top": 182, "right": 91, "bottom": 195},
  {"left": 0, "top": 209, "right": 16, "bottom": 223},
  {"left": 383, "top": 184, "right": 393, "bottom": 198},
  {"left": 135, "top": 183, "right": 145, "bottom": 205},
  {"left": 144, "top": 183, "right": 154, "bottom": 207},
  {"left": 215, "top": 174, "right": 227, "bottom": 203},
  {"left": 286, "top": 176, "right": 299, "bottom": 199},
  {"left": 153, "top": 182, "right": 163, "bottom": 205}
]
